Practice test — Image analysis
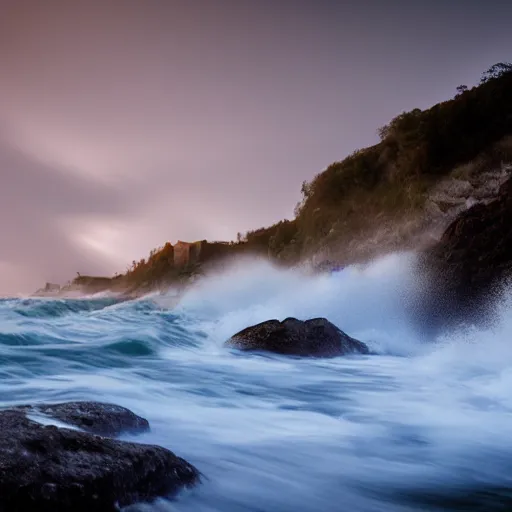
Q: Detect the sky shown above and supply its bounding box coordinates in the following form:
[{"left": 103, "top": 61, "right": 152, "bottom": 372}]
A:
[{"left": 1, "top": 0, "right": 511, "bottom": 294}]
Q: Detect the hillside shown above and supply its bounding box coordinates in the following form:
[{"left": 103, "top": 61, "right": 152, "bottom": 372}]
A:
[
  {"left": 39, "top": 62, "right": 512, "bottom": 296},
  {"left": 258, "top": 62, "right": 512, "bottom": 264}
]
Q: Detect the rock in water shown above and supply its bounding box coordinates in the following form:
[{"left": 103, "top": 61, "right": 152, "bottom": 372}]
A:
[
  {"left": 0, "top": 408, "right": 199, "bottom": 511},
  {"left": 19, "top": 401, "right": 150, "bottom": 437},
  {"left": 225, "top": 317, "right": 369, "bottom": 357}
]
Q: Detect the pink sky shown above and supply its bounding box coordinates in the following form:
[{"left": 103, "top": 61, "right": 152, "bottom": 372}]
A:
[{"left": 1, "top": 0, "right": 511, "bottom": 294}]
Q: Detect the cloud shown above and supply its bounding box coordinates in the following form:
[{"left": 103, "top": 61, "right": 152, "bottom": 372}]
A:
[
  {"left": 1, "top": 0, "right": 512, "bottom": 293},
  {"left": 0, "top": 136, "right": 128, "bottom": 293}
]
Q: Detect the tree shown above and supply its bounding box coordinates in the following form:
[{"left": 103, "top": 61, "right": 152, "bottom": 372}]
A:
[
  {"left": 480, "top": 62, "right": 512, "bottom": 84},
  {"left": 294, "top": 180, "right": 313, "bottom": 217},
  {"left": 300, "top": 180, "right": 312, "bottom": 199},
  {"left": 377, "top": 109, "right": 422, "bottom": 141},
  {"left": 456, "top": 84, "right": 468, "bottom": 96}
]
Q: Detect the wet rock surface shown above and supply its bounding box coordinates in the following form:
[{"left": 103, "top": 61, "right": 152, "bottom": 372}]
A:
[
  {"left": 226, "top": 317, "right": 369, "bottom": 357},
  {"left": 19, "top": 401, "right": 150, "bottom": 437},
  {"left": 416, "top": 176, "right": 512, "bottom": 334},
  {"left": 0, "top": 406, "right": 199, "bottom": 511}
]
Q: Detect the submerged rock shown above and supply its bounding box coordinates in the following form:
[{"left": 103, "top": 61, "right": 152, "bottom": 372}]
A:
[
  {"left": 18, "top": 401, "right": 150, "bottom": 437},
  {"left": 225, "top": 317, "right": 369, "bottom": 357},
  {"left": 0, "top": 407, "right": 199, "bottom": 511}
]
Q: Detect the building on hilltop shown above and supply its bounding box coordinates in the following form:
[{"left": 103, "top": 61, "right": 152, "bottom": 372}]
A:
[
  {"left": 172, "top": 240, "right": 235, "bottom": 268},
  {"left": 173, "top": 240, "right": 203, "bottom": 267}
]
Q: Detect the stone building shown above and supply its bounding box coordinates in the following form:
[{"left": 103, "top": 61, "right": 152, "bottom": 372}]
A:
[{"left": 173, "top": 241, "right": 203, "bottom": 267}]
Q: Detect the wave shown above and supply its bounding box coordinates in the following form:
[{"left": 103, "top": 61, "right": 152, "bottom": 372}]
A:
[
  {"left": 164, "top": 252, "right": 430, "bottom": 356},
  {"left": 8, "top": 297, "right": 125, "bottom": 318},
  {"left": 2, "top": 253, "right": 512, "bottom": 511}
]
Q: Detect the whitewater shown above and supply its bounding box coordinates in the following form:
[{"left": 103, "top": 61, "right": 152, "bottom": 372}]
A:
[{"left": 2, "top": 252, "right": 512, "bottom": 511}]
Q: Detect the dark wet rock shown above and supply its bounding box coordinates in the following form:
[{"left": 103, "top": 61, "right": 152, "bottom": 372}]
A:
[
  {"left": 391, "top": 484, "right": 512, "bottom": 511},
  {"left": 19, "top": 401, "right": 150, "bottom": 437},
  {"left": 225, "top": 317, "right": 369, "bottom": 357},
  {"left": 431, "top": 176, "right": 512, "bottom": 289},
  {"left": 415, "top": 175, "right": 512, "bottom": 334},
  {"left": 0, "top": 409, "right": 199, "bottom": 512}
]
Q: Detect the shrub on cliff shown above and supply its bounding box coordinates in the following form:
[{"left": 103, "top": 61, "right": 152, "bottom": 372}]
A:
[{"left": 285, "top": 63, "right": 512, "bottom": 258}]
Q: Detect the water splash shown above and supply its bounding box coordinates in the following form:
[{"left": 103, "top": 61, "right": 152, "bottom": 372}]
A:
[{"left": 1, "top": 253, "right": 512, "bottom": 511}]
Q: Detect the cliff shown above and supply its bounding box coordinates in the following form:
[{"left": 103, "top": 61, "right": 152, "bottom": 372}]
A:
[
  {"left": 40, "top": 240, "right": 245, "bottom": 297},
  {"left": 416, "top": 173, "right": 512, "bottom": 334},
  {"left": 37, "top": 62, "right": 512, "bottom": 297},
  {"left": 263, "top": 63, "right": 512, "bottom": 265}
]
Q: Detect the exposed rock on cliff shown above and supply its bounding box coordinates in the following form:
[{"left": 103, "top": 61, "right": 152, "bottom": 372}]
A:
[{"left": 415, "top": 175, "right": 512, "bottom": 333}]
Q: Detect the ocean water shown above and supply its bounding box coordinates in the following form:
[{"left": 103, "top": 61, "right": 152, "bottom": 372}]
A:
[{"left": 2, "top": 253, "right": 512, "bottom": 511}]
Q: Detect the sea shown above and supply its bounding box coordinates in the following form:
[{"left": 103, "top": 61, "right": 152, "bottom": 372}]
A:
[{"left": 1, "top": 252, "right": 512, "bottom": 511}]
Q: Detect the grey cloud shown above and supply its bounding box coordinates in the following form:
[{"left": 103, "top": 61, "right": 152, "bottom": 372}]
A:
[{"left": 0, "top": 137, "right": 128, "bottom": 293}]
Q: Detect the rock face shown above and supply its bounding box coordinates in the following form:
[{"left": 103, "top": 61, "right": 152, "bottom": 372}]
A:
[
  {"left": 225, "top": 317, "right": 369, "bottom": 357},
  {"left": 432, "top": 176, "right": 512, "bottom": 287},
  {"left": 19, "top": 401, "right": 150, "bottom": 437},
  {"left": 416, "top": 176, "right": 512, "bottom": 333},
  {"left": 0, "top": 404, "right": 199, "bottom": 511}
]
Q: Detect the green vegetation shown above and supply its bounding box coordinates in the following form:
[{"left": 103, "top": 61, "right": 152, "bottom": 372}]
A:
[
  {"left": 70, "top": 62, "right": 512, "bottom": 293},
  {"left": 122, "top": 242, "right": 177, "bottom": 288},
  {"left": 68, "top": 240, "right": 246, "bottom": 294},
  {"left": 261, "top": 62, "right": 512, "bottom": 261}
]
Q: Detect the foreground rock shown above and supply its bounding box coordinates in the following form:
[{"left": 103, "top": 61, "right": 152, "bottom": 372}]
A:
[
  {"left": 0, "top": 406, "right": 199, "bottom": 511},
  {"left": 225, "top": 317, "right": 369, "bottom": 357},
  {"left": 416, "top": 175, "right": 512, "bottom": 333},
  {"left": 17, "top": 401, "right": 150, "bottom": 437}
]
